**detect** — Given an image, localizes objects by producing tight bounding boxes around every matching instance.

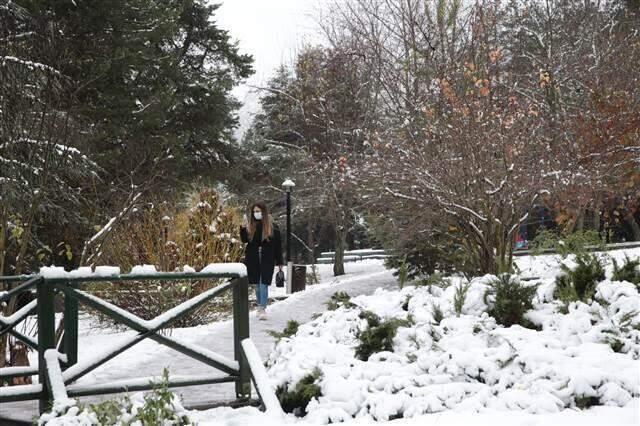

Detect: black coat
[240,221,284,285]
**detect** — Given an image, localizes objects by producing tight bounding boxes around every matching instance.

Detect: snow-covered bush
[355,311,412,361]
[39,370,193,425]
[555,254,605,304]
[611,255,640,287]
[326,291,355,311]
[276,368,322,416]
[484,274,537,328]
[266,277,639,423]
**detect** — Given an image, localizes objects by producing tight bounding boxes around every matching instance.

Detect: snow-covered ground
[3,260,395,420]
[4,250,640,425]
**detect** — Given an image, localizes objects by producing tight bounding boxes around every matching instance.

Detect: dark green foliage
[276,369,322,416]
[486,274,537,328]
[575,395,600,409]
[531,229,604,258]
[417,273,449,289]
[326,291,356,310]
[612,255,640,286]
[555,254,605,303]
[453,282,472,316]
[382,233,474,280]
[267,320,300,340]
[431,304,444,325]
[355,311,411,361]
[402,295,411,311]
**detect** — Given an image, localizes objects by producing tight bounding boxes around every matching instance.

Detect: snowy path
[2,261,395,419]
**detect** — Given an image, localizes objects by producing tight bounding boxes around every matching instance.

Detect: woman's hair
[247,201,272,241]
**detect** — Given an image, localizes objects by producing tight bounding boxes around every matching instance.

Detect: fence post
[37,278,55,414]
[232,276,251,400]
[62,281,78,367]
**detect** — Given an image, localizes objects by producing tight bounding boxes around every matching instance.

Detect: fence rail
[0,264,281,417]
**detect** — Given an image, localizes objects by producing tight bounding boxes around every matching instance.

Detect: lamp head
[282,179,295,192]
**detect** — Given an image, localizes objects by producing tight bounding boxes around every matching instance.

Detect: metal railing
[0,266,262,415]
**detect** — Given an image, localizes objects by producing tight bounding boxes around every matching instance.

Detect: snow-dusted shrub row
[266,276,640,423]
[39,371,193,425]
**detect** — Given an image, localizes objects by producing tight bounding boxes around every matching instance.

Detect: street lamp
[282,179,295,294]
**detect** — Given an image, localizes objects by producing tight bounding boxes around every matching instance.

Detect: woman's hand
[241,213,248,228]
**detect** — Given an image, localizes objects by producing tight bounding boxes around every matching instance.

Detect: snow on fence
[0,263,279,418]
[241,338,284,417]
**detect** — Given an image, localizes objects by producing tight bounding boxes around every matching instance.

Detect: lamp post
[282,179,295,294]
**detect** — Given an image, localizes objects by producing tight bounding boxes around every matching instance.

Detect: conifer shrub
[531,229,603,258]
[326,291,356,310]
[453,281,471,316]
[276,369,322,416]
[431,303,444,325]
[612,255,640,287]
[355,310,411,360]
[267,320,300,340]
[417,272,449,289]
[485,274,537,328]
[555,254,605,303]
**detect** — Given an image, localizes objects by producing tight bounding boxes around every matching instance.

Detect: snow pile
[266,277,640,423]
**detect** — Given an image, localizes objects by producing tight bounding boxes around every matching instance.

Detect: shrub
[612,255,640,286]
[94,189,244,328]
[485,274,537,328]
[531,229,603,258]
[555,254,605,303]
[453,281,471,316]
[431,303,444,325]
[355,310,411,361]
[276,369,322,416]
[417,272,449,289]
[326,291,356,310]
[401,295,411,311]
[39,369,193,425]
[267,320,300,340]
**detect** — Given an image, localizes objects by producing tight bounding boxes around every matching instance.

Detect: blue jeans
[255,280,268,307]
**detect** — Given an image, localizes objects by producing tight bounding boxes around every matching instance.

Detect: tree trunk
[333,226,346,276]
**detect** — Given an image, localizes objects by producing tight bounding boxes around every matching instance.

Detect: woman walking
[240,202,284,320]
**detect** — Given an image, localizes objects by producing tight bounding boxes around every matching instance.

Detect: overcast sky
[215,0,327,138]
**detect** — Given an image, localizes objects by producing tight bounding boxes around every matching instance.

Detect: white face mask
[253,211,263,220]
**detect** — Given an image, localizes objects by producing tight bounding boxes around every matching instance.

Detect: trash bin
[292,264,307,293]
